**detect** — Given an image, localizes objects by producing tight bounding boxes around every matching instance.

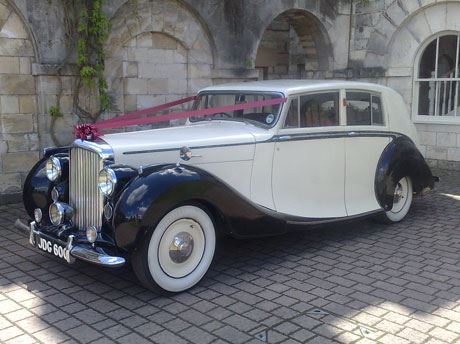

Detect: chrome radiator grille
[69,147,104,230]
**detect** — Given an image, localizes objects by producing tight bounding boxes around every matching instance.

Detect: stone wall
[0,0,38,204]
[2,0,460,203]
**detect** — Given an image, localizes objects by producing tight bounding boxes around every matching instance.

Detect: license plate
[35,235,71,262]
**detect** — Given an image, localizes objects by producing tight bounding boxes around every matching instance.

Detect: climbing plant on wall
[48,0,111,145]
[76,0,110,115]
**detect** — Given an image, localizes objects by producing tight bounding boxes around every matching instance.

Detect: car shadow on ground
[0,169,459,343]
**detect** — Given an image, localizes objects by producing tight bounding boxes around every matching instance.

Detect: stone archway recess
[364,1,460,101]
[103,0,214,124]
[255,9,333,80]
[0,0,38,199]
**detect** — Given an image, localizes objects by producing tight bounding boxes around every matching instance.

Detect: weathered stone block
[419,131,436,146]
[38,76,60,94]
[0,172,21,193]
[19,95,36,114]
[137,95,165,109]
[167,79,187,94]
[136,33,153,48]
[437,132,457,148]
[3,151,39,173]
[152,33,178,50]
[447,148,460,162]
[0,12,28,39]
[137,62,156,78]
[425,3,448,34]
[123,95,137,112]
[19,57,30,74]
[426,146,447,160]
[123,61,138,78]
[0,95,19,113]
[0,38,33,57]
[5,133,38,152]
[0,56,19,74]
[1,114,33,133]
[124,78,148,95]
[0,75,35,95]
[147,79,169,94]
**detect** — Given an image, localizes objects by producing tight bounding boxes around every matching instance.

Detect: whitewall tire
[383,176,413,223]
[133,205,216,293]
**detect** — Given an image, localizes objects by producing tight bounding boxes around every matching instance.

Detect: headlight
[49,202,74,226]
[98,168,117,196]
[45,157,62,181]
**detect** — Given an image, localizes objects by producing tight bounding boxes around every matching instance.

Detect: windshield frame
[190,90,286,128]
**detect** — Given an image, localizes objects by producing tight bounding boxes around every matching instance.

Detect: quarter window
[284,92,339,128]
[346,92,384,126]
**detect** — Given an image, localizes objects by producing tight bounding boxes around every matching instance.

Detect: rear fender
[375,136,435,210]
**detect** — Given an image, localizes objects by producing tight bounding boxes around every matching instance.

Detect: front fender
[375,136,435,210]
[112,164,286,252]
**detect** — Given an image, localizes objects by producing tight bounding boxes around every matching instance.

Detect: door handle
[278,135,291,141]
[348,131,357,137]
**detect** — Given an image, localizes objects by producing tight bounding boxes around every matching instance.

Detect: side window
[284,92,339,128]
[346,92,384,126]
[284,99,299,128]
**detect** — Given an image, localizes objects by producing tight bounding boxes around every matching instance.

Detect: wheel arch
[375,135,435,210]
[112,164,286,252]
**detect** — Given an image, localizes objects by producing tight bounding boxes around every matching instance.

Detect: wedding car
[22,80,436,292]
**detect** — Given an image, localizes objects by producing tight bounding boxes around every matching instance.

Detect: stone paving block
[67,324,102,343]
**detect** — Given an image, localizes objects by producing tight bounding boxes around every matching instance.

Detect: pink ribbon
[74,96,287,140]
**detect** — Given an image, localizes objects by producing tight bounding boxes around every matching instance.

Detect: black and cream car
[22,80,436,292]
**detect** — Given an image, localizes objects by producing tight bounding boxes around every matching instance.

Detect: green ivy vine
[76,0,111,113]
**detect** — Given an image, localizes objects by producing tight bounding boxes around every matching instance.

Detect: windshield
[190,92,284,128]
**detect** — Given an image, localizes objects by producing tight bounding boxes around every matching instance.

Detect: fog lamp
[104,203,113,220]
[45,157,62,182]
[98,168,117,196]
[86,226,98,243]
[34,208,42,223]
[51,187,59,202]
[49,202,74,226]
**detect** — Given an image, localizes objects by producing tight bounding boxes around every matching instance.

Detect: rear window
[346,92,384,126]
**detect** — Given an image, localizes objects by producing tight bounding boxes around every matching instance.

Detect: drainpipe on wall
[347,0,353,79]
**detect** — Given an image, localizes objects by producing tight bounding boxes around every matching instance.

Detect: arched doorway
[105,0,214,117]
[255,9,332,80]
[0,0,38,198]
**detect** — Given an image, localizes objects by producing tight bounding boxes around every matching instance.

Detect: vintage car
[22,80,436,293]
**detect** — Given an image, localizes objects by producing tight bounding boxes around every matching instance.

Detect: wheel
[132,205,216,293]
[378,176,413,223]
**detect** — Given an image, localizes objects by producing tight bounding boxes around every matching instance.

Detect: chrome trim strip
[73,139,114,160]
[123,131,404,155]
[70,246,126,267]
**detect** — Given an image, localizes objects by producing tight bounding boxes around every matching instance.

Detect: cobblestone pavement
[0,170,460,344]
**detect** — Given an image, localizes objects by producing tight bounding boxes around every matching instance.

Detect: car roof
[199,79,392,96]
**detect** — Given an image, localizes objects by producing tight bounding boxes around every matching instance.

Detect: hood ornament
[180,146,193,161]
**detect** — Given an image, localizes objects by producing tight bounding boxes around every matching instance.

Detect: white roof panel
[199,79,391,96]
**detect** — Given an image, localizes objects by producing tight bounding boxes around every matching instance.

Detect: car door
[344,91,391,216]
[272,91,347,218]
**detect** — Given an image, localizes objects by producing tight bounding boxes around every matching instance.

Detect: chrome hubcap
[394,182,404,203]
[169,231,194,263]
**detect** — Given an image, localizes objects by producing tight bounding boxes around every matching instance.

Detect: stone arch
[104,0,215,116]
[378,2,460,109]
[0,0,38,198]
[254,9,333,80]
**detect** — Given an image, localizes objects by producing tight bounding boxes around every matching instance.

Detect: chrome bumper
[27,221,125,268]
